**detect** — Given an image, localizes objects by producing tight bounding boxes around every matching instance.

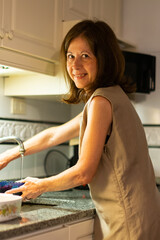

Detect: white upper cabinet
[0,0,63,61]
[63,0,93,20]
[62,0,122,36]
[94,0,122,36]
[0,0,63,75]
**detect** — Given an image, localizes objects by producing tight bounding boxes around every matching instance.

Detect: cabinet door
[0,0,5,44]
[63,0,122,36]
[78,237,93,240]
[62,0,93,21]
[94,0,122,36]
[23,226,69,240]
[69,219,94,240]
[0,0,63,61]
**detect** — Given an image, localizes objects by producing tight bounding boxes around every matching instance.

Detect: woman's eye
[82,54,89,58]
[67,54,74,60]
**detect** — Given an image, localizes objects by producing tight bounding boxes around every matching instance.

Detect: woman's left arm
[7,96,112,200]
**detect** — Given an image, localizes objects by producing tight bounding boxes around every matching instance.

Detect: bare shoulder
[88,95,112,124]
[90,95,112,111]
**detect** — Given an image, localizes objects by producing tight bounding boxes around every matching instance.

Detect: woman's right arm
[0,112,82,170]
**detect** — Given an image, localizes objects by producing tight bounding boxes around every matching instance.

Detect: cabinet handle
[6,31,14,40]
[0,29,5,39]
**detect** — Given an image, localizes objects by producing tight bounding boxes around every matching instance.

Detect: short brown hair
[61,20,135,104]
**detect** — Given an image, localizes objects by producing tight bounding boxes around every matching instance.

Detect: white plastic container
[0,193,22,222]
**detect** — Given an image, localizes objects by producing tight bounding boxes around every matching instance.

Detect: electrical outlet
[11,97,26,115]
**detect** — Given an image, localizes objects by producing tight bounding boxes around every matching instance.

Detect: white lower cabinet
[19,218,94,240]
[68,219,94,240]
[25,227,69,240]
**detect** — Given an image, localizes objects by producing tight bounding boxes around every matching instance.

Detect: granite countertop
[0,189,95,240]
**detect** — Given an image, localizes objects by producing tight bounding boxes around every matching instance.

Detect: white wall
[0,77,71,123]
[122,0,160,124]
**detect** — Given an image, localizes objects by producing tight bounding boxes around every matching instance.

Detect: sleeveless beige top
[79,86,160,240]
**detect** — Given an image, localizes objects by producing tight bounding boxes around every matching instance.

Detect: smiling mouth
[74,73,87,78]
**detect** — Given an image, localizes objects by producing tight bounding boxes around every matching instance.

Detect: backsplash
[0,119,53,141]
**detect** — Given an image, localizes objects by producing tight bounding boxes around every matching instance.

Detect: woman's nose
[72,57,82,69]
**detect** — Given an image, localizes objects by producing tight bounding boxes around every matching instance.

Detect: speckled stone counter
[0,190,95,240]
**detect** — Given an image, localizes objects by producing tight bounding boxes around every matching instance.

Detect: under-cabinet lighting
[0,65,24,76]
[0,64,31,76]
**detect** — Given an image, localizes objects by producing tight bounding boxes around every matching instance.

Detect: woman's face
[66,36,97,91]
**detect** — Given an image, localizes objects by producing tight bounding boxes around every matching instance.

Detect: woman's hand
[6,177,46,201]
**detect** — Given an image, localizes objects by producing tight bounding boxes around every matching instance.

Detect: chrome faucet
[0,136,25,155]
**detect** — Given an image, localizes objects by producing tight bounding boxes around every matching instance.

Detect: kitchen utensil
[44,149,70,176]
[0,193,22,222]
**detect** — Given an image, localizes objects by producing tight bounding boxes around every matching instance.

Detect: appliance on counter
[122,51,156,93]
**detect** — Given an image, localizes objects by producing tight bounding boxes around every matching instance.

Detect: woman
[0,20,160,240]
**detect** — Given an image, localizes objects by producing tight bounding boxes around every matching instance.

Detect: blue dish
[0,181,24,194]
